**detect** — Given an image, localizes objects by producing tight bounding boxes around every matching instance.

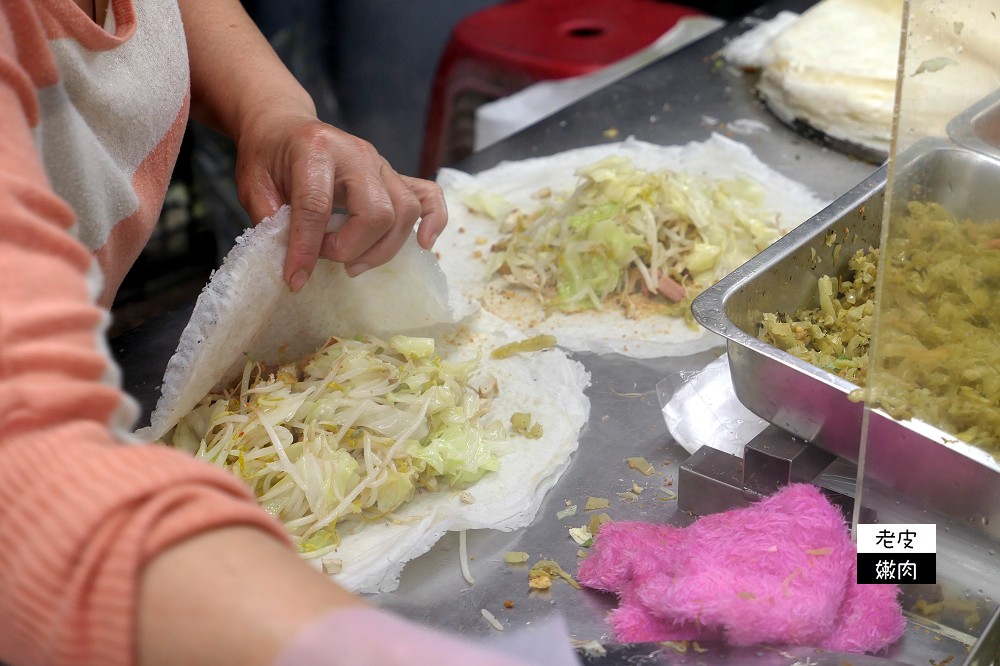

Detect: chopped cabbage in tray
[759,200,1000,456]
[466,156,787,322]
[758,246,877,386]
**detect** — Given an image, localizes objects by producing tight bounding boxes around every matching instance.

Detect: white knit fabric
[35,0,189,250]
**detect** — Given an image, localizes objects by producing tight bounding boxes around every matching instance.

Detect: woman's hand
[179,0,447,291]
[234,110,448,291]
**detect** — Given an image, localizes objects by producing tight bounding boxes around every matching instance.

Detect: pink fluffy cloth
[577,483,905,653]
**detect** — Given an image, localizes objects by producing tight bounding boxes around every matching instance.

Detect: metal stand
[677,424,869,520]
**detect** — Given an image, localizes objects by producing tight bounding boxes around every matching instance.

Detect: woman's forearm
[137,526,368,666]
[178,0,315,140]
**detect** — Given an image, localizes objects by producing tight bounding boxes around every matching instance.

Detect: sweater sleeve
[0,11,291,666]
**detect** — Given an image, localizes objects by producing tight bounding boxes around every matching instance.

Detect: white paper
[660,354,768,458]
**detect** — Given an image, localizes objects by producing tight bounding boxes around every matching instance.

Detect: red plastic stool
[419,0,704,177]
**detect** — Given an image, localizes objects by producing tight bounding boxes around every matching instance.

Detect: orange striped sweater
[0,1,289,664]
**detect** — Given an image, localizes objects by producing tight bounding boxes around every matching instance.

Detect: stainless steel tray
[691,139,1000,537]
[947,88,1000,163]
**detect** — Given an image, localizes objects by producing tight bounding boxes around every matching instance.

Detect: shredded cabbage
[868,202,1000,453]
[164,334,505,558]
[474,156,786,323]
[759,200,1000,455]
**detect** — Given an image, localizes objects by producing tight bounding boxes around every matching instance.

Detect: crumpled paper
[658,354,768,458]
[141,206,590,593]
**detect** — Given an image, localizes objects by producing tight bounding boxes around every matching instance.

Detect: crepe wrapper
[436,135,827,358]
[142,206,590,593]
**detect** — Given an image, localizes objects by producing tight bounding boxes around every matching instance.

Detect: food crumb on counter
[528,572,552,590]
[588,513,611,535]
[321,557,343,575]
[529,559,581,590]
[584,496,609,511]
[556,504,577,520]
[572,640,607,658]
[626,456,655,476]
[481,608,504,631]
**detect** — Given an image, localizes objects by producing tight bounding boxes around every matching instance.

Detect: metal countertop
[111,1,970,663]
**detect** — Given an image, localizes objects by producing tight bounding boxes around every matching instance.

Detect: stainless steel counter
[111,1,972,663]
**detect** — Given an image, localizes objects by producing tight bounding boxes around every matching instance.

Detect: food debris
[806,547,833,556]
[504,551,530,564]
[528,572,552,590]
[569,526,593,547]
[663,639,707,654]
[481,608,504,631]
[503,599,515,609]
[626,457,655,476]
[912,57,959,76]
[510,412,543,439]
[556,504,578,520]
[577,549,588,558]
[571,640,607,658]
[585,496,610,511]
[529,559,581,590]
[632,482,644,494]
[458,491,476,504]
[602,127,619,139]
[321,557,343,575]
[490,334,557,359]
[459,530,475,585]
[588,512,612,535]
[475,236,489,245]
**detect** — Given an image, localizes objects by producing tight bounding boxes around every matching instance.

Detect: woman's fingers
[238,116,449,290]
[330,165,423,276]
[401,175,448,251]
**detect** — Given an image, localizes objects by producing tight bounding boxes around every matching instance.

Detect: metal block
[678,446,751,516]
[742,424,837,497]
